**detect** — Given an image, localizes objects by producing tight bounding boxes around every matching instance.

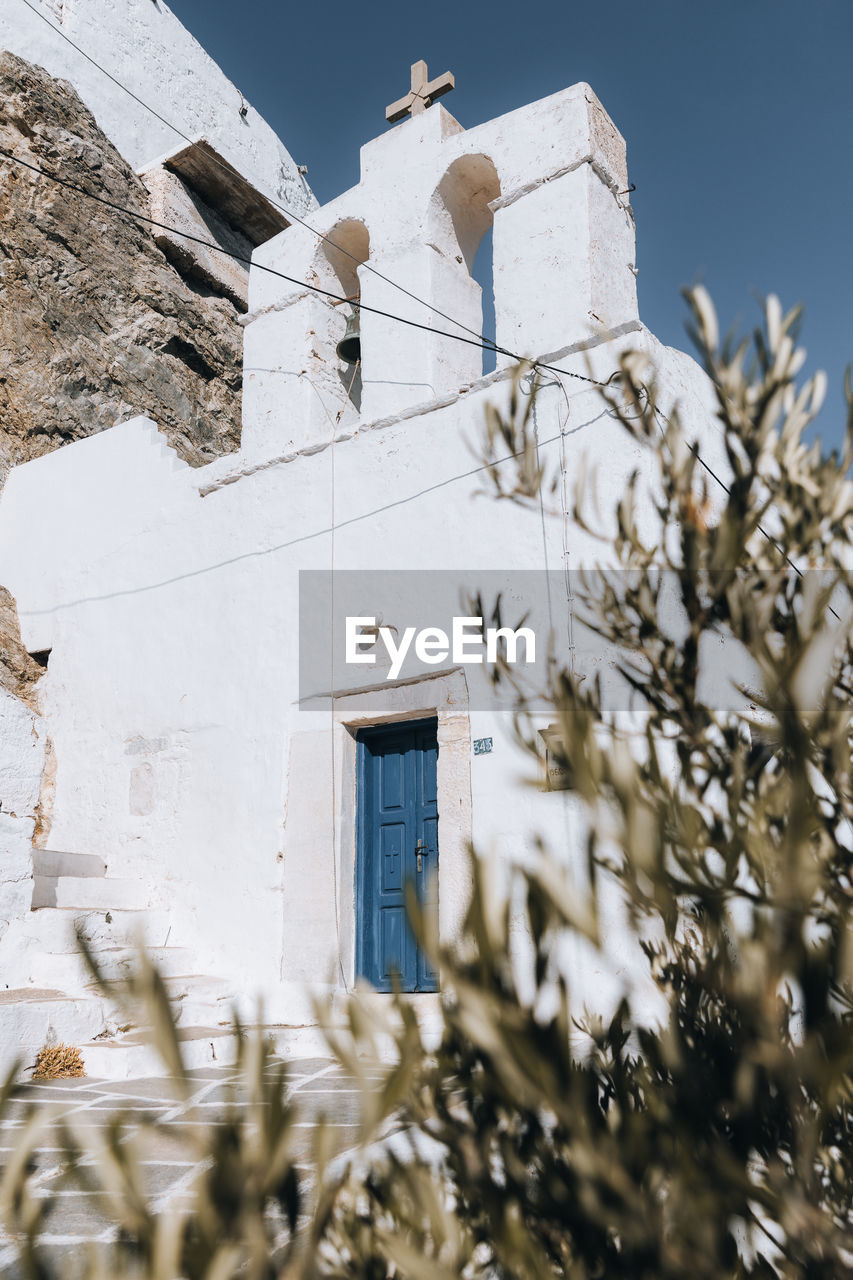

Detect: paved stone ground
[0,1057,376,1276]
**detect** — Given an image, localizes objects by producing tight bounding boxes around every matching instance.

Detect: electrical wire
[14,1,845,973]
[0,146,514,355]
[329,371,348,993]
[1,139,821,591]
[0,144,610,387]
[650,405,833,609]
[539,376,577,672]
[22,4,821,579]
[16,0,507,355]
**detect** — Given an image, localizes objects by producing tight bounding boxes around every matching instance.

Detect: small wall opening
[433,155,501,378]
[317,219,370,413]
[472,226,496,374]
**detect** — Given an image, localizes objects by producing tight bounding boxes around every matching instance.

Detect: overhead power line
[0,145,608,386]
[16,0,505,354]
[6,4,833,643]
[1,145,822,608]
[0,148,497,357]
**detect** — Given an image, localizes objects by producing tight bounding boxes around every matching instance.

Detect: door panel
[380,907,406,983]
[380,822,404,892]
[357,720,439,992]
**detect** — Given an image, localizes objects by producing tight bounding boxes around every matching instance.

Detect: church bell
[336,307,361,366]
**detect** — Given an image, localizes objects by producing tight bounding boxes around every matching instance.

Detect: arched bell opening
[315,218,370,414]
[431,155,501,378]
[472,225,496,374]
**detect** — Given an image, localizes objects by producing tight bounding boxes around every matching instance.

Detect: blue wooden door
[356,720,439,993]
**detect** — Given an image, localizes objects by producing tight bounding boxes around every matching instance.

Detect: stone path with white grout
[0,1057,370,1277]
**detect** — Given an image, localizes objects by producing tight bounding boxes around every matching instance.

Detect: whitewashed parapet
[0,687,46,932]
[244,82,638,454]
[0,0,315,218]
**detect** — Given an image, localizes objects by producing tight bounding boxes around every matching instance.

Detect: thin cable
[0,147,505,358]
[330,355,359,990]
[336,358,361,425]
[329,369,348,993]
[0,145,612,386]
[651,405,839,614]
[4,138,826,587]
[525,374,576,671]
[529,387,554,631]
[552,380,577,672]
[7,124,823,592]
[16,0,505,354]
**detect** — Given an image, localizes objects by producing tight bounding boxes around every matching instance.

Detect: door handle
[415,838,427,872]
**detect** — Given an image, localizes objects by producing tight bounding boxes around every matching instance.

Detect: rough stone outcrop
[0,50,243,477]
[0,586,42,703]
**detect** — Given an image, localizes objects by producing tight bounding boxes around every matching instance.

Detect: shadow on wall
[317,219,370,413]
[433,153,501,379]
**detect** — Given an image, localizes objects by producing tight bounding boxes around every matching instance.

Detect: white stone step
[73,908,177,950]
[165,975,234,1027]
[53,878,151,911]
[11,967,233,1026]
[5,908,176,954]
[81,1025,344,1080]
[21,944,197,991]
[31,850,109,908]
[87,946,198,983]
[81,1027,239,1080]
[265,1024,338,1060]
[0,909,182,992]
[32,849,107,879]
[0,988,120,1078]
[0,989,342,1081]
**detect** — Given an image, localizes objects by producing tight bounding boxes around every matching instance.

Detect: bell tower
[240,73,638,460]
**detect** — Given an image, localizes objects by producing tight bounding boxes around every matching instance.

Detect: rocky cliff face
[0,586,42,705]
[0,50,243,479]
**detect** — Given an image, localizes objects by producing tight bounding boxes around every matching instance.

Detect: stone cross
[386,60,455,124]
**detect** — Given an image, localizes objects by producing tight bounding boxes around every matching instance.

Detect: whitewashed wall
[0,326,726,1023]
[0,0,314,216]
[242,83,637,457]
[0,80,730,1032]
[0,688,46,937]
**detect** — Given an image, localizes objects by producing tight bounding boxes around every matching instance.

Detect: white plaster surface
[0,687,46,929]
[140,164,253,309]
[0,76,733,1062]
[242,83,637,455]
[1,0,315,218]
[0,328,727,1032]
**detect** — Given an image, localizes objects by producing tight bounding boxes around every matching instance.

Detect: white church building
[0,0,725,1076]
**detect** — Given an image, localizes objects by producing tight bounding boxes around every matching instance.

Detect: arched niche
[314,218,370,414]
[320,218,370,298]
[430,155,501,375]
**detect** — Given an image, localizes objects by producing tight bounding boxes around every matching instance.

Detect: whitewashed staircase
[0,850,238,1080]
[30,849,149,912]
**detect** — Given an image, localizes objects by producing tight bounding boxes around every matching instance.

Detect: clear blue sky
[170,0,852,441]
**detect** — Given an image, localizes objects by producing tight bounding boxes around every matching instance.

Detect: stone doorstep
[159,975,235,1028]
[0,990,121,1062]
[0,1003,330,1085]
[81,1027,240,1080]
[0,988,445,1083]
[0,980,235,1082]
